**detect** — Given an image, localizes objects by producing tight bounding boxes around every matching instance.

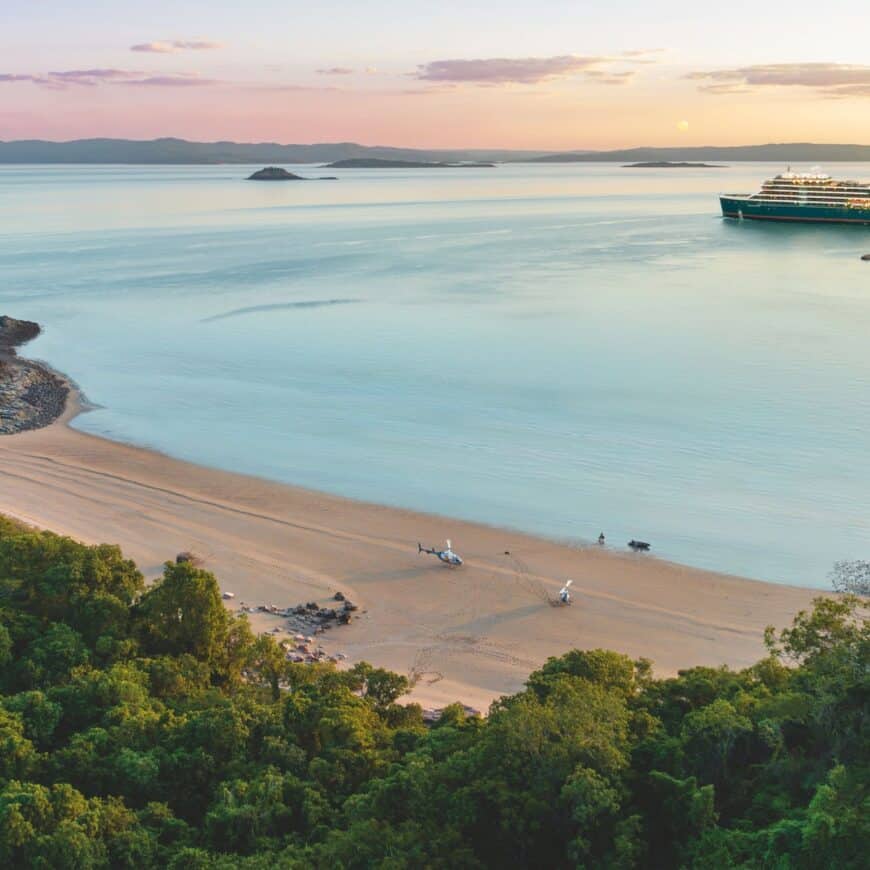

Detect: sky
[2,0,870,149]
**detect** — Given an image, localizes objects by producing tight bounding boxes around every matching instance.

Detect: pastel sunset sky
[3,0,870,148]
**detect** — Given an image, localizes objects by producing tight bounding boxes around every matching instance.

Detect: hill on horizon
[0,138,868,164]
[0,137,546,165]
[530,142,870,163]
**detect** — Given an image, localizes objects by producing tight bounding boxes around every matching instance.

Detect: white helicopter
[558,580,573,605]
[418,539,463,567]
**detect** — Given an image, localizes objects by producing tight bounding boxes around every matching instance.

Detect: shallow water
[1,162,869,587]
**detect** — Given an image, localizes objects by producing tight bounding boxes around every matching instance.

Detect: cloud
[415,55,609,85]
[248,82,342,93]
[131,40,223,53]
[120,75,218,87]
[621,48,665,57]
[697,83,752,95]
[0,68,220,89]
[688,63,870,98]
[413,54,648,86]
[584,70,635,85]
[0,74,50,84]
[820,83,870,98]
[48,69,139,83]
[316,67,354,75]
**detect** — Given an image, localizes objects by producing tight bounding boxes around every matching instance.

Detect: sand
[0,394,819,711]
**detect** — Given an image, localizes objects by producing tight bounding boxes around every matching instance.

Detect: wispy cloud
[121,75,218,87]
[821,83,870,98]
[414,54,645,86]
[696,83,752,96]
[621,48,665,57]
[0,68,220,89]
[317,66,354,75]
[48,69,139,83]
[688,63,870,98]
[130,40,223,53]
[247,82,343,93]
[0,73,55,87]
[584,70,635,85]
[415,55,608,85]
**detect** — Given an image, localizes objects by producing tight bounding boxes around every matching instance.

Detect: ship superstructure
[720,169,870,224]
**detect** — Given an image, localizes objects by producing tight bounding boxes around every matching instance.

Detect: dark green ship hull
[720,196,870,225]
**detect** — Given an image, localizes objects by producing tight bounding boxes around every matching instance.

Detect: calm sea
[1,162,868,587]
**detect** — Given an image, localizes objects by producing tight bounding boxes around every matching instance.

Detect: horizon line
[2,136,870,152]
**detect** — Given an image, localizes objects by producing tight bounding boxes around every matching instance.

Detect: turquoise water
[1,162,869,587]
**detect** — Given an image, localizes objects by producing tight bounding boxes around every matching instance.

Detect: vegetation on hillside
[0,513,866,868]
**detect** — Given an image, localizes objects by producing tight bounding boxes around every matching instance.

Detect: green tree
[0,709,38,782]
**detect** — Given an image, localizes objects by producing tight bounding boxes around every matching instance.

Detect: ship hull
[720,196,870,225]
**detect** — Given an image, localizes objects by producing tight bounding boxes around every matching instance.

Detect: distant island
[247,167,337,181]
[324,158,496,169]
[0,138,537,165]
[529,143,870,163]
[247,167,303,181]
[0,138,868,164]
[623,161,726,168]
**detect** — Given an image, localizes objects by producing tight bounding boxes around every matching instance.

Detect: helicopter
[558,580,573,605]
[418,539,463,567]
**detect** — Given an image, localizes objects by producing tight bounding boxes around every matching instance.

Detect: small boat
[628,540,651,551]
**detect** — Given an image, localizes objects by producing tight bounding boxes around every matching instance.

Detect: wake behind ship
[721,169,870,224]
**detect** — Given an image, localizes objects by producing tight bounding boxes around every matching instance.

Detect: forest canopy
[0,513,866,868]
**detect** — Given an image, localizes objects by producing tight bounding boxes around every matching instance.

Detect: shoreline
[0,325,821,709]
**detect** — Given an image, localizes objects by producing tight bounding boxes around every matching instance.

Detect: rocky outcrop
[0,316,40,347]
[0,317,69,435]
[247,167,305,180]
[247,167,338,181]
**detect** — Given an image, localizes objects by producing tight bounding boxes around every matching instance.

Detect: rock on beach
[0,316,69,435]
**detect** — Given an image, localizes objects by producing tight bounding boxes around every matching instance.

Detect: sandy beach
[0,379,821,711]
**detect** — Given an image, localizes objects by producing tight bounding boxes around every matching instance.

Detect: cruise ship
[720,169,870,224]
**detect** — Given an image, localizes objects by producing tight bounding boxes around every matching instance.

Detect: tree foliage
[0,516,867,867]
